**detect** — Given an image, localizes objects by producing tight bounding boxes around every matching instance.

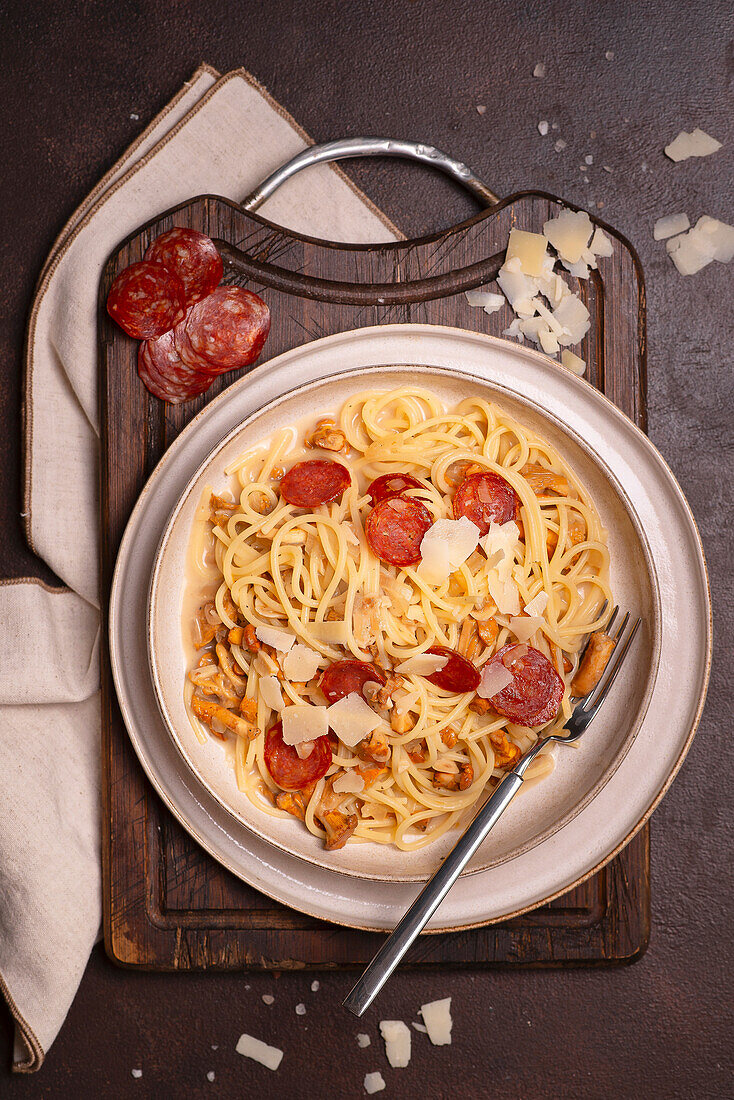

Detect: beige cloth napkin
[3,64,398,1072]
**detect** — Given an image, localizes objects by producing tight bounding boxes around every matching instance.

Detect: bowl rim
[146,360,663,882]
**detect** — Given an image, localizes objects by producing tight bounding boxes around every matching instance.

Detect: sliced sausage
[280,459,351,507]
[367,472,424,505]
[107,260,186,339]
[144,227,223,306]
[482,643,564,726]
[425,645,481,692]
[365,496,432,567]
[174,286,270,371]
[264,721,332,791]
[319,660,386,704]
[452,471,520,535]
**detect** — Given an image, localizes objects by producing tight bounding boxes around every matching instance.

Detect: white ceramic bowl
[148,363,661,882]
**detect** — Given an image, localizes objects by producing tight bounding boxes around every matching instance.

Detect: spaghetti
[184,386,612,851]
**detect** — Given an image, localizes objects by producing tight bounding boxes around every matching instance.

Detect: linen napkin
[2,64,398,1072]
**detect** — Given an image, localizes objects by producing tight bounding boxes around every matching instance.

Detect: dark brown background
[1,1,732,1097]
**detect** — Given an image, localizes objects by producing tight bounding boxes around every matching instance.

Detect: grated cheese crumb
[379,1019,412,1067]
[235,1033,284,1071]
[357,1033,371,1048]
[364,1071,386,1094]
[262,994,275,1005]
[420,998,453,1045]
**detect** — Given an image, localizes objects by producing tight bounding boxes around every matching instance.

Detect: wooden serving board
[100,190,649,970]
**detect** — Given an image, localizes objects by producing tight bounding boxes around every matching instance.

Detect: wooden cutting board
[99,190,649,969]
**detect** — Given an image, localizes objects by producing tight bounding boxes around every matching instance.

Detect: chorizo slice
[174,286,270,371]
[365,496,432,567]
[481,643,564,726]
[319,660,386,704]
[144,227,223,306]
[452,471,520,535]
[264,721,332,791]
[107,260,186,339]
[367,472,424,505]
[280,459,351,507]
[425,645,481,692]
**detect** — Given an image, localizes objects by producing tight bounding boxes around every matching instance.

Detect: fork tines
[580,611,641,715]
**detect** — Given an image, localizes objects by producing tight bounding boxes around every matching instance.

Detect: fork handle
[342,770,525,1017]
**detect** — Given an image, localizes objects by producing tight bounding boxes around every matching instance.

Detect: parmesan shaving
[332,770,366,794]
[258,675,284,712]
[281,704,328,746]
[464,287,504,312]
[690,215,734,263]
[417,517,481,584]
[420,998,453,1045]
[255,625,296,653]
[497,265,539,311]
[295,741,315,760]
[235,1033,283,1071]
[524,590,549,617]
[664,128,722,162]
[561,349,586,375]
[542,210,593,264]
[553,293,591,346]
[395,654,449,677]
[393,687,420,716]
[538,326,559,355]
[309,620,350,646]
[509,614,544,643]
[326,693,382,747]
[477,662,514,698]
[282,643,322,683]
[653,213,690,241]
[364,1072,386,1094]
[505,228,549,277]
[379,1020,412,1068]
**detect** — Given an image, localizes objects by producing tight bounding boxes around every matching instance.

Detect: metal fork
[342,608,641,1017]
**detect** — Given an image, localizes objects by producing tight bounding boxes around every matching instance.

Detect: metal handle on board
[219,137,503,303]
[241,136,500,212]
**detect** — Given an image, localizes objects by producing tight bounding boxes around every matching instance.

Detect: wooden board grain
[100,192,649,970]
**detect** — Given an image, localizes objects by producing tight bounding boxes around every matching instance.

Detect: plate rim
[109,323,712,930]
[146,362,663,882]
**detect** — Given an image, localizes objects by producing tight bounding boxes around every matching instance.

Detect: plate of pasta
[147,363,662,882]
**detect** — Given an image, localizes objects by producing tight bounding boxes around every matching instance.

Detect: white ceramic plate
[148,366,660,882]
[110,325,711,930]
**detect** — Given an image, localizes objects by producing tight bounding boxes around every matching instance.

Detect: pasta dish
[184,386,613,851]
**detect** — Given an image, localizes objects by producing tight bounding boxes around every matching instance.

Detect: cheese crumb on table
[357,1033,371,1048]
[235,1033,284,1071]
[207,1071,215,1083]
[295,1003,307,1015]
[379,1019,412,1067]
[533,62,546,77]
[364,1071,386,1094]
[561,349,586,376]
[262,993,275,1005]
[420,998,453,1045]
[653,213,690,240]
[311,980,320,992]
[131,1069,142,1079]
[664,128,722,162]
